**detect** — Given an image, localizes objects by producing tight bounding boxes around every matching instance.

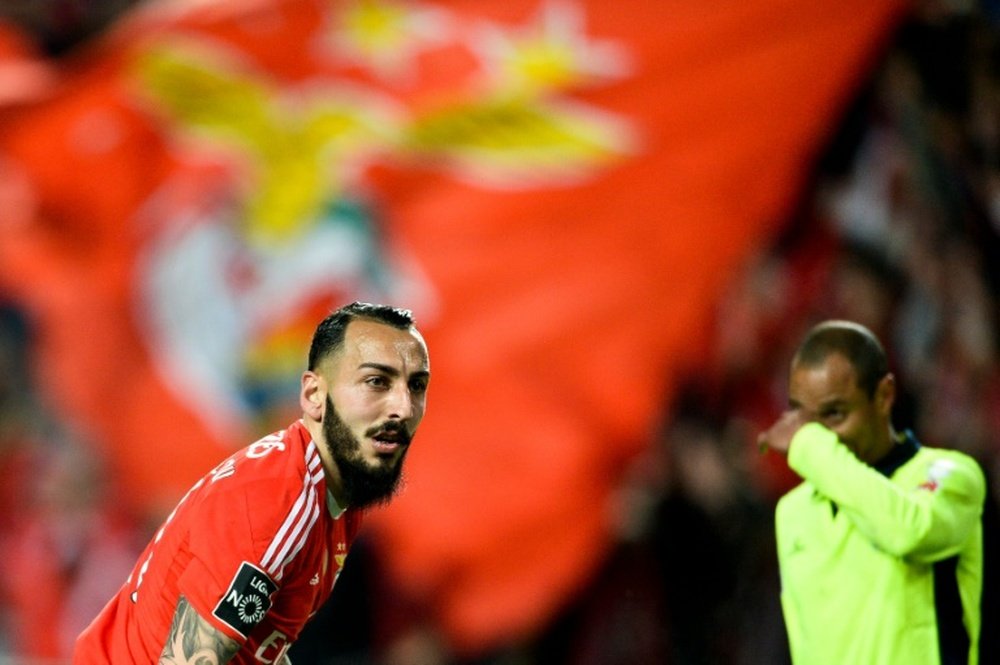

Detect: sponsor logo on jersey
[213,561,278,637]
[917,459,956,492]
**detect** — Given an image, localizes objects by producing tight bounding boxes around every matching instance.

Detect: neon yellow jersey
[776,423,985,665]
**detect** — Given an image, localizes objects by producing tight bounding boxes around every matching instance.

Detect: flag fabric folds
[0,0,906,654]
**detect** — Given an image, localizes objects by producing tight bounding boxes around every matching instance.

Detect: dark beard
[322,395,408,509]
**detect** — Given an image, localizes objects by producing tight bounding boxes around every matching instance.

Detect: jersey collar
[326,489,346,519]
[873,429,921,478]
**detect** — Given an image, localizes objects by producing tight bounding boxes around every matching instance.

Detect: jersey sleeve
[787,422,986,562]
[177,451,312,642]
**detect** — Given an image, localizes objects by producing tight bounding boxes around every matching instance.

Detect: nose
[387,383,415,421]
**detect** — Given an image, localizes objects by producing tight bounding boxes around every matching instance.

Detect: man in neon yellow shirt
[759,320,985,665]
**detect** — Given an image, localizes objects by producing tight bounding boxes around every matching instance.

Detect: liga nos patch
[214,561,278,637]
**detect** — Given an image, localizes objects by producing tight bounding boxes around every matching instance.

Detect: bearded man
[75,302,430,664]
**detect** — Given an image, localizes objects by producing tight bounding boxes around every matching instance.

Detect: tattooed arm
[159,595,241,664]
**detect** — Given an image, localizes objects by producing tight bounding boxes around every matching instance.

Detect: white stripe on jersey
[260,441,323,579]
[273,491,322,581]
[309,448,323,480]
[261,473,312,574]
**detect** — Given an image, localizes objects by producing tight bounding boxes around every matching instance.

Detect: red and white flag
[0,0,906,653]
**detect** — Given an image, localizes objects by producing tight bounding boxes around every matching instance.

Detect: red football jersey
[74,420,363,663]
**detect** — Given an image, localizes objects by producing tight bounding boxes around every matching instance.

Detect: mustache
[364,421,412,445]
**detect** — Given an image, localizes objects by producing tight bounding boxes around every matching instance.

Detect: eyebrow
[789,395,848,407]
[795,398,848,413]
[358,362,430,379]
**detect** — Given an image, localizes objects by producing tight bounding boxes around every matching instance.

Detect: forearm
[788,423,984,559]
[159,595,241,665]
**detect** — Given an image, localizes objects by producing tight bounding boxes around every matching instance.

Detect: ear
[875,373,896,418]
[300,370,326,422]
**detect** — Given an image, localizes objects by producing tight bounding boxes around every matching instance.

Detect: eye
[365,375,389,389]
[821,408,846,424]
[409,377,429,394]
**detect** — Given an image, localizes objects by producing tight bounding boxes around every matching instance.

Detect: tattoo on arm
[159,595,241,665]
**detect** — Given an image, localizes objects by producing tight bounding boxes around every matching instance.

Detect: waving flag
[0,0,906,654]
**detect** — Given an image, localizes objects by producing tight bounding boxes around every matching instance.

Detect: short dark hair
[793,320,889,397]
[308,302,416,370]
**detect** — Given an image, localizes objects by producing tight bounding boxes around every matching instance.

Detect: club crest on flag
[0,0,908,654]
[122,0,636,434]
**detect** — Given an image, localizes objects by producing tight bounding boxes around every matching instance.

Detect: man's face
[319,319,429,508]
[788,352,889,464]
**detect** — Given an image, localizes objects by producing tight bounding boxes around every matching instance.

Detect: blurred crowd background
[0,0,998,663]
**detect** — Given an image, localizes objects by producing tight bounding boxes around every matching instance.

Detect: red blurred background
[0,1,997,663]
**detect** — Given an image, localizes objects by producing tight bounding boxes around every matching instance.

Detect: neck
[867,425,898,465]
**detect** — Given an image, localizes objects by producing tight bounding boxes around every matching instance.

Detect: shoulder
[910,445,983,476]
[195,423,326,547]
[229,425,316,488]
[167,425,331,609]
[776,482,812,516]
[904,445,985,499]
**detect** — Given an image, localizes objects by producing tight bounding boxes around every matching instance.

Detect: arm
[159,595,240,665]
[786,422,985,562]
